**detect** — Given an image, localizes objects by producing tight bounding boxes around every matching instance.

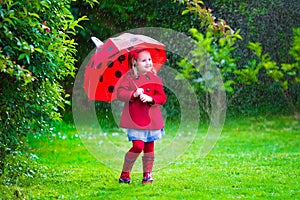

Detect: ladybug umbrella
[83,33,167,102]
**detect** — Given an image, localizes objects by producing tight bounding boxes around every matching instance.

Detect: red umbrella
[83,33,167,102]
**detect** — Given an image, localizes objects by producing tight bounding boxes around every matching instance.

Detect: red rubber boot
[142,155,154,184]
[119,152,138,184]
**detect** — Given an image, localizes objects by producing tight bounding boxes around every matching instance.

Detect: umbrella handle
[91,36,103,47]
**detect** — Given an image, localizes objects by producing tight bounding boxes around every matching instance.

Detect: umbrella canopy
[83,33,167,102]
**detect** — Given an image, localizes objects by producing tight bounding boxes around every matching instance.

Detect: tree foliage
[70,0,299,118]
[176,0,300,117]
[206,0,300,115]
[71,0,198,64]
[246,29,300,117]
[0,0,88,183]
[205,0,300,64]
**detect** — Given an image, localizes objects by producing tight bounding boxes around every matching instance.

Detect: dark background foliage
[70,0,300,117]
[205,0,300,64]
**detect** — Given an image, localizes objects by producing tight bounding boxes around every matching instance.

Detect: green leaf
[233,32,242,40]
[263,61,278,70]
[25,54,30,64]
[34,48,43,53]
[281,80,288,90]
[281,63,294,72]
[267,70,284,81]
[219,38,226,47]
[18,53,27,60]
[248,42,262,57]
[224,80,235,93]
[3,18,15,26]
[29,13,40,19]
[182,9,190,15]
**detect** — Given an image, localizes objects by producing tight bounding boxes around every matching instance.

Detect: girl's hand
[140,93,153,103]
[133,88,144,97]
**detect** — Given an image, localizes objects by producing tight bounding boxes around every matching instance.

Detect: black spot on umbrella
[118,55,126,64]
[155,48,161,52]
[107,61,114,68]
[115,70,122,78]
[127,47,134,51]
[108,86,114,93]
[99,75,103,82]
[97,62,102,69]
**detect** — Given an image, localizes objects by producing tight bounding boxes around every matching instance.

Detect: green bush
[0,0,88,182]
[1,151,46,186]
[176,0,300,117]
[246,28,300,117]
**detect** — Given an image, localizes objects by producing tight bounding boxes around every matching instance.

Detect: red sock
[144,141,154,156]
[129,140,144,153]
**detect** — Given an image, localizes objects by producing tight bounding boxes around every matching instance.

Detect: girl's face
[134,51,153,75]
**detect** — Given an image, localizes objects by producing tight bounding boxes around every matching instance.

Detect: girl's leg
[142,141,155,184]
[129,140,145,153]
[144,141,154,155]
[120,140,145,183]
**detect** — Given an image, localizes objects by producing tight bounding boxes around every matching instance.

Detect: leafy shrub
[176,0,300,117]
[246,28,300,117]
[0,0,88,182]
[1,151,46,186]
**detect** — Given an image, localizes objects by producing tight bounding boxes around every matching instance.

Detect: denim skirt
[127,128,164,142]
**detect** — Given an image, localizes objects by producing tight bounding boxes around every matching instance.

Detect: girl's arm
[117,77,135,102]
[151,79,167,105]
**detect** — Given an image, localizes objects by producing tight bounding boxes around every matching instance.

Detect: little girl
[117,48,167,184]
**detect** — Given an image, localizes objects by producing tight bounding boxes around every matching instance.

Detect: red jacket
[117,71,167,130]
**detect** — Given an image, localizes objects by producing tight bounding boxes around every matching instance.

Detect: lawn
[1,115,299,199]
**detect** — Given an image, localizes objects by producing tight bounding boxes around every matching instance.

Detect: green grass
[1,115,300,199]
